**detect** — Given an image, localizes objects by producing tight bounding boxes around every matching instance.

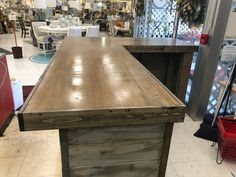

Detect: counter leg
[175,52,193,102]
[59,129,70,177]
[158,123,174,177]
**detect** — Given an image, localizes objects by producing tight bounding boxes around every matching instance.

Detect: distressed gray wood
[21,109,185,131]
[70,160,160,177]
[69,139,163,167]
[67,124,165,145]
[175,52,193,101]
[59,130,70,177]
[158,123,174,177]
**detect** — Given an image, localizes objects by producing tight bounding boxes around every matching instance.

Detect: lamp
[47,0,57,8]
[84,2,92,9]
[97,2,103,7]
[68,0,81,10]
[62,6,69,11]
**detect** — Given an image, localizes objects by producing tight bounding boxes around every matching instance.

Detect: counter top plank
[19,37,191,131]
[115,37,197,53]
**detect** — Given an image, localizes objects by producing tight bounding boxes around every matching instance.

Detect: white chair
[31,22,50,55]
[67,27,83,37]
[86,26,99,37]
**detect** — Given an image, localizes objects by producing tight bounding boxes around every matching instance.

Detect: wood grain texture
[70,160,159,177]
[21,108,184,130]
[18,37,189,131]
[69,139,163,167]
[64,124,165,177]
[59,130,70,177]
[67,124,165,145]
[119,37,197,53]
[175,52,193,101]
[158,123,174,177]
[133,52,182,95]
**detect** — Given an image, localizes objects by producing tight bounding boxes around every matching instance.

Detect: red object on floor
[0,55,14,134]
[218,117,236,160]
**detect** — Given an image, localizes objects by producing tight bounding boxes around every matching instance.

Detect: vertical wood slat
[158,123,174,177]
[166,54,181,94]
[175,52,193,102]
[59,130,70,177]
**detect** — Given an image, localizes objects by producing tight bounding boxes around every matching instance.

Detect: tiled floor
[0,33,236,177]
[1,33,47,86]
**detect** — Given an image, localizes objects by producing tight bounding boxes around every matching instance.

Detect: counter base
[59,123,173,177]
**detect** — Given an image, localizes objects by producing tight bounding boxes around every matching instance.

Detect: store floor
[0,33,236,177]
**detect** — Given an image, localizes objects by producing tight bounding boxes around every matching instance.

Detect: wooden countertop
[114,37,198,53]
[19,37,193,131]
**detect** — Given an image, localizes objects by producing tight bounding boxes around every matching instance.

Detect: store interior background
[0,0,236,176]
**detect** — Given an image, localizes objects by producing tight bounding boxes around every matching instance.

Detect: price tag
[8,14,17,21]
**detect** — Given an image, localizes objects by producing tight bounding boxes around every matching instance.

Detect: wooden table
[38,25,92,34]
[18,37,195,177]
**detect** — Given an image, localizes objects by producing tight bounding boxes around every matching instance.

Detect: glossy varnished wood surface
[19,37,190,130]
[115,37,197,53]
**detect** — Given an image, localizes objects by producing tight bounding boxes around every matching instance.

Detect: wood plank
[21,110,185,130]
[119,37,197,53]
[68,139,163,167]
[175,52,193,102]
[70,160,160,177]
[158,123,174,177]
[67,124,165,145]
[59,130,70,177]
[165,54,181,93]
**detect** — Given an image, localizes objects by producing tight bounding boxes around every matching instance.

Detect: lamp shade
[84,2,92,9]
[34,0,47,8]
[47,0,57,8]
[68,0,81,10]
[62,6,69,11]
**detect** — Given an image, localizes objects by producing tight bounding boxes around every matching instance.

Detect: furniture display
[114,25,131,36]
[0,54,14,136]
[31,22,51,55]
[19,37,196,177]
[17,17,30,38]
[38,25,92,34]
[85,26,99,37]
[67,27,83,37]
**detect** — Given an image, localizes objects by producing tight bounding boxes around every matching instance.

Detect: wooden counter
[18,37,195,177]
[116,37,197,102]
